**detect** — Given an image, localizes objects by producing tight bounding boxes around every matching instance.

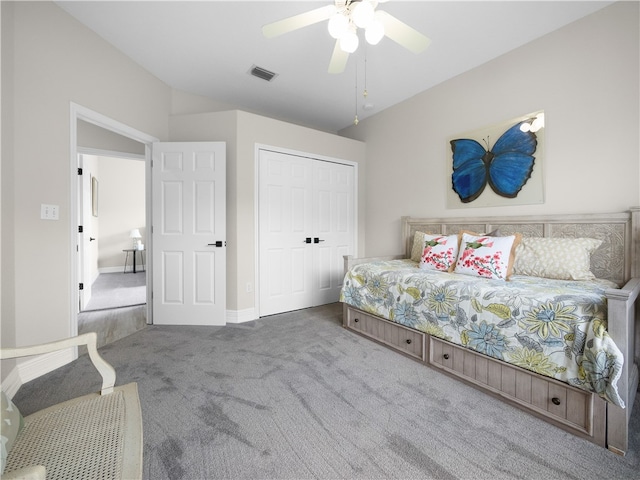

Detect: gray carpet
[78,304,147,350]
[12,303,640,479]
[84,272,146,311]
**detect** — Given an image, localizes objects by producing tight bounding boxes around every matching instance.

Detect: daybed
[0,333,142,479]
[340,209,640,455]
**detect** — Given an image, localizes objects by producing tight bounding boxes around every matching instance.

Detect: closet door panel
[259,149,355,315]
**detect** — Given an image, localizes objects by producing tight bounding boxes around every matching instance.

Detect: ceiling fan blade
[376,10,431,54]
[328,40,349,74]
[262,5,335,39]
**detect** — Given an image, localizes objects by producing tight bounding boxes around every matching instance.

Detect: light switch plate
[41,204,59,220]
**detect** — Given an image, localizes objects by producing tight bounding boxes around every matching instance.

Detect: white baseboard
[2,367,22,399]
[226,308,258,324]
[99,266,146,274]
[98,266,126,274]
[3,349,76,399]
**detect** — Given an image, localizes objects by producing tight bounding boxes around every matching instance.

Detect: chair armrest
[0,333,116,395]
[1,465,46,480]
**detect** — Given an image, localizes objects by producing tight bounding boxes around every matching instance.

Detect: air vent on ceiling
[250,65,278,82]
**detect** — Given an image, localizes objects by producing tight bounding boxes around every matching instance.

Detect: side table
[123,248,145,273]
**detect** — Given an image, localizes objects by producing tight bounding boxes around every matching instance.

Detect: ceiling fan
[262,0,431,74]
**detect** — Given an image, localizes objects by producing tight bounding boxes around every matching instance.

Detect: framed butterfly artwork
[447,111,545,208]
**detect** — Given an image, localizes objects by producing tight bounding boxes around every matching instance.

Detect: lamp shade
[328,13,349,39]
[352,1,375,28]
[339,29,359,53]
[130,229,142,239]
[365,19,384,45]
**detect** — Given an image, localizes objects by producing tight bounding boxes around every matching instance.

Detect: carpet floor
[84,271,146,311]
[13,303,640,479]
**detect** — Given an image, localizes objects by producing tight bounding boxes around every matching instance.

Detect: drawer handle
[551,397,561,406]
[354,318,359,323]
[406,339,412,344]
[443,353,450,360]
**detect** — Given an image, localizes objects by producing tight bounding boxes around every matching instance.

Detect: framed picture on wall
[91,176,99,217]
[447,111,545,208]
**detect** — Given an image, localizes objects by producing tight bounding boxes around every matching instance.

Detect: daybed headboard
[402,207,640,287]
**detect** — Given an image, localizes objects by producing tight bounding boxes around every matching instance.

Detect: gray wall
[341,2,639,257]
[1,1,171,364]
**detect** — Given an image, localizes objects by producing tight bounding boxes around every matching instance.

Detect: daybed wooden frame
[342,208,640,455]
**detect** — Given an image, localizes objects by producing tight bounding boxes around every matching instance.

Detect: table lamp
[130,229,142,249]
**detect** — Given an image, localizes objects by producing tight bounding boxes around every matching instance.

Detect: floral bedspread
[340,259,625,407]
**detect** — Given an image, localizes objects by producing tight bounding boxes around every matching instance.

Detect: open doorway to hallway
[79,154,146,312]
[75,118,149,347]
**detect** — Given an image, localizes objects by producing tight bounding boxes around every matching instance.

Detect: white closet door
[259,149,355,316]
[313,159,355,305]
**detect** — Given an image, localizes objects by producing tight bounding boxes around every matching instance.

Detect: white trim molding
[2,349,75,399]
[2,368,22,399]
[70,102,159,336]
[226,308,258,324]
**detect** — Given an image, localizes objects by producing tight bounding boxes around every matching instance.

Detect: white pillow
[454,233,519,280]
[514,237,602,280]
[418,234,459,272]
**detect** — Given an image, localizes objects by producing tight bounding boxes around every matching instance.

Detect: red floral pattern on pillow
[454,233,518,280]
[418,234,459,271]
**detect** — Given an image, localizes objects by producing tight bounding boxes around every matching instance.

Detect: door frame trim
[254,143,359,318]
[69,103,159,340]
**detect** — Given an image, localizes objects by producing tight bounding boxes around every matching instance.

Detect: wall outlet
[41,204,59,220]
[246,282,252,293]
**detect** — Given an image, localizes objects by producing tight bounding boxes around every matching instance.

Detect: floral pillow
[513,237,602,280]
[418,234,459,271]
[454,232,520,280]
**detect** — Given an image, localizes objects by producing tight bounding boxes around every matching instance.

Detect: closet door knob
[405,339,412,344]
[551,397,561,406]
[354,318,359,323]
[443,353,450,360]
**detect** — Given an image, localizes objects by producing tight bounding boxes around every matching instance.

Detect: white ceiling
[56,1,612,133]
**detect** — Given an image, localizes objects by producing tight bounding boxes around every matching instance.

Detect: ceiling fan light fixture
[352,1,375,29]
[365,19,384,45]
[328,12,349,39]
[339,29,359,53]
[262,0,431,75]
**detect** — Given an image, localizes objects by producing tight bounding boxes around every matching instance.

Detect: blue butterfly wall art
[450,115,542,204]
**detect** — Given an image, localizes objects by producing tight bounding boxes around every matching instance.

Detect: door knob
[89,237,96,242]
[207,241,225,247]
[314,237,325,243]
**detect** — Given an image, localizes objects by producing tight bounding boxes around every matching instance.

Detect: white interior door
[259,149,355,316]
[78,154,93,310]
[152,142,226,325]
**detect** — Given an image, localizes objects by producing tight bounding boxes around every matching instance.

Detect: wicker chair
[1,333,142,479]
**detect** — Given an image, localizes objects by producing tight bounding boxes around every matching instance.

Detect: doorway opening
[78,152,146,313]
[70,104,158,349]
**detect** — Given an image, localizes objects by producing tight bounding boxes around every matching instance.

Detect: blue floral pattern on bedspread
[340,259,625,407]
